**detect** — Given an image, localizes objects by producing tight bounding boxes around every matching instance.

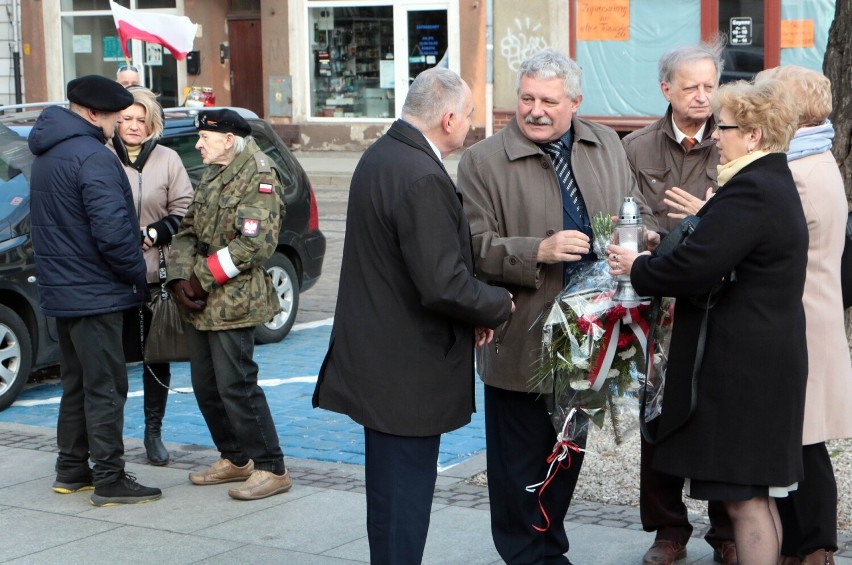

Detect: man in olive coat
[457,49,656,564]
[312,68,513,564]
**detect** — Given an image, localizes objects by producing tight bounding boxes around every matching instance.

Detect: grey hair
[231,135,249,156]
[516,49,582,100]
[401,68,468,130]
[658,37,725,84]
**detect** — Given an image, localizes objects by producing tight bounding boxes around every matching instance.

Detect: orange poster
[576,0,630,41]
[780,19,815,48]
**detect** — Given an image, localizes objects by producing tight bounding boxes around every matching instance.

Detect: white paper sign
[146,43,163,66]
[73,35,92,54]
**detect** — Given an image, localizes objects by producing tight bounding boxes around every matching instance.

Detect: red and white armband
[207,247,240,285]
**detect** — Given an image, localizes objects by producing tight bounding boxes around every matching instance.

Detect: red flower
[577,315,601,335]
[617,332,635,349]
[609,305,627,319]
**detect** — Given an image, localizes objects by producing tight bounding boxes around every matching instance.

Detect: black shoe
[52,471,94,494]
[144,433,170,466]
[90,472,162,507]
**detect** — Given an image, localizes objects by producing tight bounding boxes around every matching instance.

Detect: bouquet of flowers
[525,213,674,531]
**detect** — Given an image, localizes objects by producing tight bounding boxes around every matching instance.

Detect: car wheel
[255,252,299,344]
[0,305,33,411]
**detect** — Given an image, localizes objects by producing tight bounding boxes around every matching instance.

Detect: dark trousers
[55,312,128,486]
[640,417,733,547]
[364,427,440,565]
[187,325,284,473]
[485,385,585,565]
[777,442,838,557]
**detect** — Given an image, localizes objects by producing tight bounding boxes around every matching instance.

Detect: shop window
[780,0,835,70]
[575,0,700,117]
[61,0,129,8]
[309,6,395,119]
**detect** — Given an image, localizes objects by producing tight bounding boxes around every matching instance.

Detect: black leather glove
[189,273,209,302]
[169,279,205,311]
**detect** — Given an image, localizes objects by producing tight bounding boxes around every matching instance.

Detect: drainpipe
[11,0,22,105]
[485,0,493,137]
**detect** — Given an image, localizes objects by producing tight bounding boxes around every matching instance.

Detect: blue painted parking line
[0,319,488,470]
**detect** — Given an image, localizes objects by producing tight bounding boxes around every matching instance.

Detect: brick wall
[493,110,515,132]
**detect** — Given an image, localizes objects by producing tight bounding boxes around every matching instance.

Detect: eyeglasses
[715,124,740,132]
[118,65,139,73]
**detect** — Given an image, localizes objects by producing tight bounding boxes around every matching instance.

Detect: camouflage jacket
[167,139,285,330]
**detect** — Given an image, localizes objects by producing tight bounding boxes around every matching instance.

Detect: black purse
[143,246,191,364]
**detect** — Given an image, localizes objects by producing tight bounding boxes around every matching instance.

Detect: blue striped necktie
[543,141,586,219]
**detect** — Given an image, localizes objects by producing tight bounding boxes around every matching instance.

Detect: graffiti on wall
[499,17,549,72]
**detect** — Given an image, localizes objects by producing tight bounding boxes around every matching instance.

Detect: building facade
[13,0,837,148]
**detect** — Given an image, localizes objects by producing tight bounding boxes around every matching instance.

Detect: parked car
[0,105,325,410]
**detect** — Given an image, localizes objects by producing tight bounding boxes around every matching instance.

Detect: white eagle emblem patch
[242,218,260,237]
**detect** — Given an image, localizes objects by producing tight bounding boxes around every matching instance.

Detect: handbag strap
[640,295,710,445]
[157,245,169,300]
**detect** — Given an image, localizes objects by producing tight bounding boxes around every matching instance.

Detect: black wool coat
[631,153,808,488]
[312,121,512,437]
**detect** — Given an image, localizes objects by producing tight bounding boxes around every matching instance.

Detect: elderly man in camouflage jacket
[167,109,291,501]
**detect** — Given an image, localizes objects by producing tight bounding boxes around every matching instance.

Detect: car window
[0,125,33,181]
[159,133,207,186]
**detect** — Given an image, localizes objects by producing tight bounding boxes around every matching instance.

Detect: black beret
[194,109,252,137]
[66,75,134,112]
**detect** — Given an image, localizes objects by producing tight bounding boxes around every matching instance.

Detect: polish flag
[110,1,198,61]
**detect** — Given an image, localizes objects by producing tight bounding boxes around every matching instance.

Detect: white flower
[617,346,636,361]
[574,359,590,370]
[608,368,620,378]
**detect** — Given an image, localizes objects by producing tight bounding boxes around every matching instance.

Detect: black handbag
[143,246,191,364]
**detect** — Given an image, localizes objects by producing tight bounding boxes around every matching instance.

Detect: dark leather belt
[197,241,223,256]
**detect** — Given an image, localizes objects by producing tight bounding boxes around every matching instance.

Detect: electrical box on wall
[269,76,292,118]
[186,51,200,75]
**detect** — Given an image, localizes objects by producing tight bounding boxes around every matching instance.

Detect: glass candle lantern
[612,196,647,304]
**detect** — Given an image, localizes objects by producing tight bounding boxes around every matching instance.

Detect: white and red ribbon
[587,302,650,391]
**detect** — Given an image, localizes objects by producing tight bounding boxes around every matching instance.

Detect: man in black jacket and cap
[29,75,161,506]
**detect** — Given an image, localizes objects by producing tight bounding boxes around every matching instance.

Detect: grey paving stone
[16,525,242,564]
[200,489,368,554]
[0,508,120,561]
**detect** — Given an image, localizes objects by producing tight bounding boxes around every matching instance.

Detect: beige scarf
[716,150,769,187]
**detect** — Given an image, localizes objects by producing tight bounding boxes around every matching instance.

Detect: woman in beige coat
[112,87,193,466]
[756,66,852,565]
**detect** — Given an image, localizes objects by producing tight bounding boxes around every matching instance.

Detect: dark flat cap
[66,75,134,112]
[194,109,252,137]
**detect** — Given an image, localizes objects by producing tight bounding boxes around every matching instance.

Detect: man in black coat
[312,68,513,563]
[29,75,160,506]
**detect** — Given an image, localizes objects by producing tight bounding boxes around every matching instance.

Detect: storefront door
[393,4,449,116]
[718,0,766,83]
